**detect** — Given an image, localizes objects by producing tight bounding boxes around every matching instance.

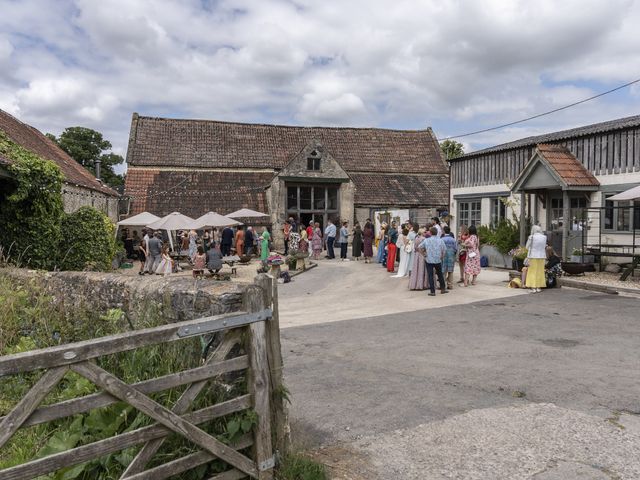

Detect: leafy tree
[440,139,465,160]
[48,127,124,190]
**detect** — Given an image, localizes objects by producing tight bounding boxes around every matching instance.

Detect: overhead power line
[438,77,640,141]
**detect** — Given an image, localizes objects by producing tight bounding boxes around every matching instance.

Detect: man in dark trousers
[144,231,163,274]
[221,226,234,256]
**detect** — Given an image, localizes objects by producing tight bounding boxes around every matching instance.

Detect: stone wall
[63,184,119,222]
[1,268,254,327]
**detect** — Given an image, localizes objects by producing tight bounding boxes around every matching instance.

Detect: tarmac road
[280,271,640,479]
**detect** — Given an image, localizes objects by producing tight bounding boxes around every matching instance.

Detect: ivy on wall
[0,131,65,269]
[0,131,117,271]
[60,206,117,271]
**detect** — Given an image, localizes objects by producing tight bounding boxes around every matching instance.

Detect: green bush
[0,131,64,269]
[492,219,520,254]
[476,220,520,255]
[477,225,494,246]
[59,206,117,271]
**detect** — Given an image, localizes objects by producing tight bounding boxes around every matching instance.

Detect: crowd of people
[120,224,273,278]
[291,213,559,295]
[120,215,560,293]
[278,214,481,295]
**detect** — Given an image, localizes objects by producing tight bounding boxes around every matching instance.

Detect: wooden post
[519,191,527,246]
[256,274,290,458]
[562,189,570,260]
[245,281,274,480]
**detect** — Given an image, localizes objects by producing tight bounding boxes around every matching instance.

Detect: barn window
[307,157,321,170]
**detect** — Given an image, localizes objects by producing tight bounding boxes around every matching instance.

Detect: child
[155,245,173,276]
[193,245,207,278]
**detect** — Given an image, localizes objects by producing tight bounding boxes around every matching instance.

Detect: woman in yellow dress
[525,225,548,293]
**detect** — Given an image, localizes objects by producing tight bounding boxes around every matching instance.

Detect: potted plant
[570,248,594,264]
[508,246,528,272]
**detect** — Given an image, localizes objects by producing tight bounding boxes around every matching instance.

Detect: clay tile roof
[0,109,119,196]
[350,173,449,206]
[125,169,272,220]
[536,144,599,187]
[126,114,447,174]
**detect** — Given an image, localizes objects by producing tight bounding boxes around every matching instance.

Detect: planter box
[570,255,595,264]
[480,245,512,269]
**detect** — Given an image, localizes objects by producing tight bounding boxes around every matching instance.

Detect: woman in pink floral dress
[463,225,481,286]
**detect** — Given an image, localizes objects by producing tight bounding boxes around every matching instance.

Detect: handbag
[404,243,413,253]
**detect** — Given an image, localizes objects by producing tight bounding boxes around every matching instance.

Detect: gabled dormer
[277,141,350,183]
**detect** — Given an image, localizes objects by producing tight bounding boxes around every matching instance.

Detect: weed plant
[0,275,253,479]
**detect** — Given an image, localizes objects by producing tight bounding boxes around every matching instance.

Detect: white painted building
[449,116,640,261]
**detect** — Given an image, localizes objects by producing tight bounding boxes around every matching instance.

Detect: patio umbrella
[147,212,196,251]
[607,185,640,201]
[192,211,242,229]
[226,208,269,219]
[117,211,160,226]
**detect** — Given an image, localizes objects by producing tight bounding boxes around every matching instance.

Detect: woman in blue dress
[376,223,387,264]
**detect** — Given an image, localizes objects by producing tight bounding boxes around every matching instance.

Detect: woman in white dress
[188,229,198,261]
[392,226,411,277]
[155,245,173,276]
[406,224,417,274]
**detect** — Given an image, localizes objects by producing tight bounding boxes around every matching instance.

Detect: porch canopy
[511,144,600,259]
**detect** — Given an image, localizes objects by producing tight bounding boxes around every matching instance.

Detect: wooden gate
[0,276,287,480]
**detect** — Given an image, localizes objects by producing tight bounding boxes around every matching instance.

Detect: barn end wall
[63,184,119,222]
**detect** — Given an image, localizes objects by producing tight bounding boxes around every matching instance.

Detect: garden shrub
[476,220,520,255]
[59,206,117,271]
[492,219,520,254]
[477,225,494,246]
[0,131,64,269]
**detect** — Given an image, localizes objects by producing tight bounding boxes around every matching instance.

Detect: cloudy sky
[1,0,639,169]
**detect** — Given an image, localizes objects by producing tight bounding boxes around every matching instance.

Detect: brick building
[124,113,448,247]
[0,109,119,221]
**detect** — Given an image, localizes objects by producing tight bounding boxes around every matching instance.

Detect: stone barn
[124,113,448,248]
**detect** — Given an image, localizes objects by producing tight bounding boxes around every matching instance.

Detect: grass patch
[276,453,328,480]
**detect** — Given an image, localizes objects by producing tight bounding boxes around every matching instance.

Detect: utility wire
[437,77,640,141]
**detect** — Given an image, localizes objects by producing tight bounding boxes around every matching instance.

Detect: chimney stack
[95,157,101,182]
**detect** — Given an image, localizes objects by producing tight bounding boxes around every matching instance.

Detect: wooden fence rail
[0,274,288,480]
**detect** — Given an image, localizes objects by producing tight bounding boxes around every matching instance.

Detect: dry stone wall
[1,268,250,326]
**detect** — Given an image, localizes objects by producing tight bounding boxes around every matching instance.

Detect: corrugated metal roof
[454,115,640,160]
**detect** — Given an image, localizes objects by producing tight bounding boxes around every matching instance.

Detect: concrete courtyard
[278,259,640,479]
